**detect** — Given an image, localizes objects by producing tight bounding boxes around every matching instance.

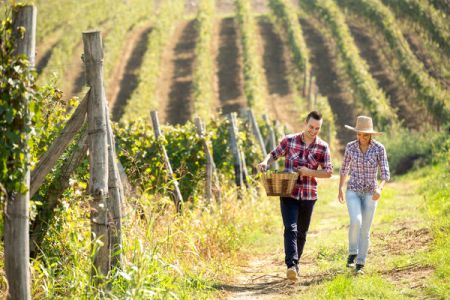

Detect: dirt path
[216,17,246,115]
[299,16,356,149]
[257,16,301,132]
[109,24,153,121]
[347,20,425,129]
[158,20,197,125]
[218,179,433,299]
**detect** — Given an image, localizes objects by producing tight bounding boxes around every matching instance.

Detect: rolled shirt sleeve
[379,145,390,181]
[340,146,352,177]
[321,144,333,172]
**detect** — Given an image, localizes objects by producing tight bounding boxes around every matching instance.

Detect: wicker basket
[261,172,299,197]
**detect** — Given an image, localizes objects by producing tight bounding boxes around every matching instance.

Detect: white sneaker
[286,266,298,281]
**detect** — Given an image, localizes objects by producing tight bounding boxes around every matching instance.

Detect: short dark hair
[306,111,322,122]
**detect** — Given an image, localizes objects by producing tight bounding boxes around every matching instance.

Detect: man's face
[304,118,322,140]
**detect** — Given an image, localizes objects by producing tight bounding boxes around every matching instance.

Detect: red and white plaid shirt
[270,133,333,201]
[340,140,390,193]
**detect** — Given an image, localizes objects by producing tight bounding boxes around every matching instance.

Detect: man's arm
[298,167,332,178]
[258,153,275,172]
[258,137,287,171]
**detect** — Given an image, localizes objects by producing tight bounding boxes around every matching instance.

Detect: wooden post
[105,104,123,270]
[194,117,213,205]
[150,111,183,212]
[247,110,267,157]
[82,31,110,278]
[30,91,89,197]
[194,118,221,205]
[4,6,36,300]
[263,114,278,171]
[227,113,243,190]
[30,129,88,258]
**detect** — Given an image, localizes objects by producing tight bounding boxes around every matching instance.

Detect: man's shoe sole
[287,269,297,281]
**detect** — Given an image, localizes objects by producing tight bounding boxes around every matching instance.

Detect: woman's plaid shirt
[270,133,333,201]
[340,140,390,193]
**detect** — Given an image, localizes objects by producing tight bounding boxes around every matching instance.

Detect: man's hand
[258,162,268,172]
[298,166,310,176]
[372,188,382,201]
[298,167,332,178]
[338,188,345,204]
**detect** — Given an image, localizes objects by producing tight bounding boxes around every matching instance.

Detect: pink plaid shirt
[270,133,333,201]
[340,140,390,193]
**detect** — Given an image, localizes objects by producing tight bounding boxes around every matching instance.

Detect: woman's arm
[338,145,352,203]
[338,174,347,203]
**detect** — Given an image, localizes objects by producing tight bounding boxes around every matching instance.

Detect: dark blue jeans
[280,197,316,268]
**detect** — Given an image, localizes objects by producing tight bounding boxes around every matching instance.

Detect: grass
[215,155,449,299]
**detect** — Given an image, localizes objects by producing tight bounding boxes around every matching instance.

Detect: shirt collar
[300,132,317,146]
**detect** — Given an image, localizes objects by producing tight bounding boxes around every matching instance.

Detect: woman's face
[357,132,372,145]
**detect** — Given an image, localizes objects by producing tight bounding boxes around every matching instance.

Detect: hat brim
[344,125,382,135]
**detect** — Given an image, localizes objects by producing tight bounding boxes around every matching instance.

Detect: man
[258,111,333,281]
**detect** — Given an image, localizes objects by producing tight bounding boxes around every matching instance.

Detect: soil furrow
[163,20,197,125]
[257,16,301,132]
[403,32,450,90]
[347,21,425,129]
[299,17,356,148]
[109,25,153,122]
[216,17,246,115]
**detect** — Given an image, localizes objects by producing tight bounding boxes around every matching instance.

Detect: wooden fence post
[105,104,123,270]
[263,114,278,171]
[150,111,183,213]
[4,6,36,299]
[247,110,267,157]
[194,117,213,205]
[30,91,89,197]
[227,113,243,191]
[82,31,110,278]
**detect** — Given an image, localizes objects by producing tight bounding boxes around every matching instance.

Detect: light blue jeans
[346,190,378,265]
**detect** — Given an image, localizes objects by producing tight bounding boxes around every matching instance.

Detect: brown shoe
[286,266,298,281]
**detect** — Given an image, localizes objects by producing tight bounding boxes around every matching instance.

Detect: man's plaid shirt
[340,140,390,193]
[270,133,333,201]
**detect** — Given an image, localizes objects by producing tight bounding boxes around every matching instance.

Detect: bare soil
[403,32,450,90]
[218,181,434,299]
[257,16,302,132]
[347,20,426,129]
[299,16,356,149]
[216,17,246,115]
[159,20,197,125]
[109,24,153,121]
[35,29,63,74]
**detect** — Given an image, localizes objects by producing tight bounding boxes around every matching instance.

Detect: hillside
[0,0,449,299]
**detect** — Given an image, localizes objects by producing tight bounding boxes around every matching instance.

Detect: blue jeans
[280,197,316,268]
[346,190,378,265]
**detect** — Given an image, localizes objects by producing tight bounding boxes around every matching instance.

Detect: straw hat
[344,116,382,135]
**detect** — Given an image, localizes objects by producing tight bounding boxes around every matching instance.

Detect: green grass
[215,154,449,299]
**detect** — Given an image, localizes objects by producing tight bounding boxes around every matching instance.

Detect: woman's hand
[338,188,345,204]
[372,188,382,201]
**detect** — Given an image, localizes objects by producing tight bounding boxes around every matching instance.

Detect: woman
[338,116,390,274]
